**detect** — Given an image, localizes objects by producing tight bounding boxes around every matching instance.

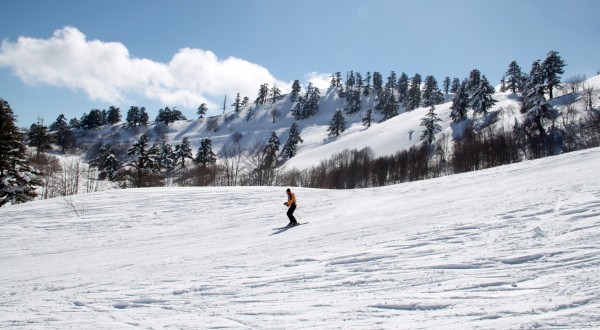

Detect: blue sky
[1,0,599,127]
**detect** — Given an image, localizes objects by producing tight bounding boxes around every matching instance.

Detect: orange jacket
[286,192,297,208]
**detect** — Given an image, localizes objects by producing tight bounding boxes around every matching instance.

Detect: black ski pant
[287,204,297,223]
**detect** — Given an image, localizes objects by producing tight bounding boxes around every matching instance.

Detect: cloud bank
[0,26,291,112]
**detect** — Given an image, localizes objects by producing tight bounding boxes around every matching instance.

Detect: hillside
[1,147,599,328]
[75,74,600,171]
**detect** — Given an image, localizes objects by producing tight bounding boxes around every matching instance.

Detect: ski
[272,222,308,231]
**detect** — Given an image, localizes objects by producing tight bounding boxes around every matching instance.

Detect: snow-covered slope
[2,147,599,329]
[77,75,600,173]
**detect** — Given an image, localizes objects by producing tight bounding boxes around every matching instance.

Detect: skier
[284,188,298,226]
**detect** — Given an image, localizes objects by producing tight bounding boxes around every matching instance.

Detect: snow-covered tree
[231,94,242,113]
[442,76,451,95]
[156,107,186,125]
[156,142,176,173]
[363,72,372,97]
[404,73,422,111]
[420,104,442,144]
[505,60,523,94]
[197,103,208,119]
[28,122,53,157]
[91,145,122,181]
[195,138,216,167]
[270,84,281,103]
[421,75,444,107]
[50,114,75,153]
[281,122,303,159]
[327,109,346,137]
[372,71,383,98]
[470,75,497,115]
[451,78,461,93]
[521,60,553,136]
[263,131,280,168]
[450,84,470,122]
[344,89,362,115]
[397,72,409,103]
[377,89,399,121]
[542,50,566,100]
[174,137,193,168]
[290,80,302,102]
[254,83,270,106]
[466,69,482,93]
[107,106,121,125]
[0,99,41,206]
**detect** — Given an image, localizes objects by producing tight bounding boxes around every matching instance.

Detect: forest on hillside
[2,50,600,205]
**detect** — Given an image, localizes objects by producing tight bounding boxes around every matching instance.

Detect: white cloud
[305,71,332,90]
[0,26,289,113]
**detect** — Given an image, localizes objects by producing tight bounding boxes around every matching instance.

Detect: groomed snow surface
[1,148,600,329]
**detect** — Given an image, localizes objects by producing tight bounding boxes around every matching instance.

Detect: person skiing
[284,188,298,226]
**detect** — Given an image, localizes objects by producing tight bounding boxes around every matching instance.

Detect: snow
[1,147,600,328]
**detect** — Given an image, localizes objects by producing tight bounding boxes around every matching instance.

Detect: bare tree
[564,74,586,94]
[581,84,599,111]
[219,144,244,186]
[270,108,281,123]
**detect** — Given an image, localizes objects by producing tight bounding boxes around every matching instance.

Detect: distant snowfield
[1,148,600,329]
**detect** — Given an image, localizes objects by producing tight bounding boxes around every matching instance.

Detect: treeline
[282,108,600,189]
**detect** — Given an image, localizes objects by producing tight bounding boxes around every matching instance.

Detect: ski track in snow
[1,149,600,329]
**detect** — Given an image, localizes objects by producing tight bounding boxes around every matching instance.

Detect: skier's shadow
[270,226,294,236]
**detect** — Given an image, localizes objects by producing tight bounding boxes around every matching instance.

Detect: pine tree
[470,75,497,115]
[363,72,372,97]
[157,142,176,173]
[0,98,41,206]
[330,72,342,89]
[397,72,409,103]
[126,106,140,127]
[127,134,155,173]
[156,107,186,125]
[231,94,242,113]
[467,69,482,93]
[404,73,422,111]
[505,60,523,93]
[263,131,280,167]
[28,121,54,157]
[174,137,193,168]
[270,84,281,103]
[281,122,303,159]
[451,78,461,93]
[420,104,442,144]
[377,89,399,121]
[450,84,470,122]
[91,145,121,181]
[291,96,304,120]
[107,106,121,125]
[542,50,566,100]
[50,114,75,153]
[290,80,302,102]
[372,71,383,98]
[362,109,373,128]
[421,75,441,107]
[346,71,356,91]
[327,109,346,137]
[195,138,216,167]
[197,103,208,119]
[443,76,451,95]
[385,71,397,91]
[521,60,553,136]
[254,83,270,106]
[138,107,149,126]
[302,83,320,118]
[344,89,362,115]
